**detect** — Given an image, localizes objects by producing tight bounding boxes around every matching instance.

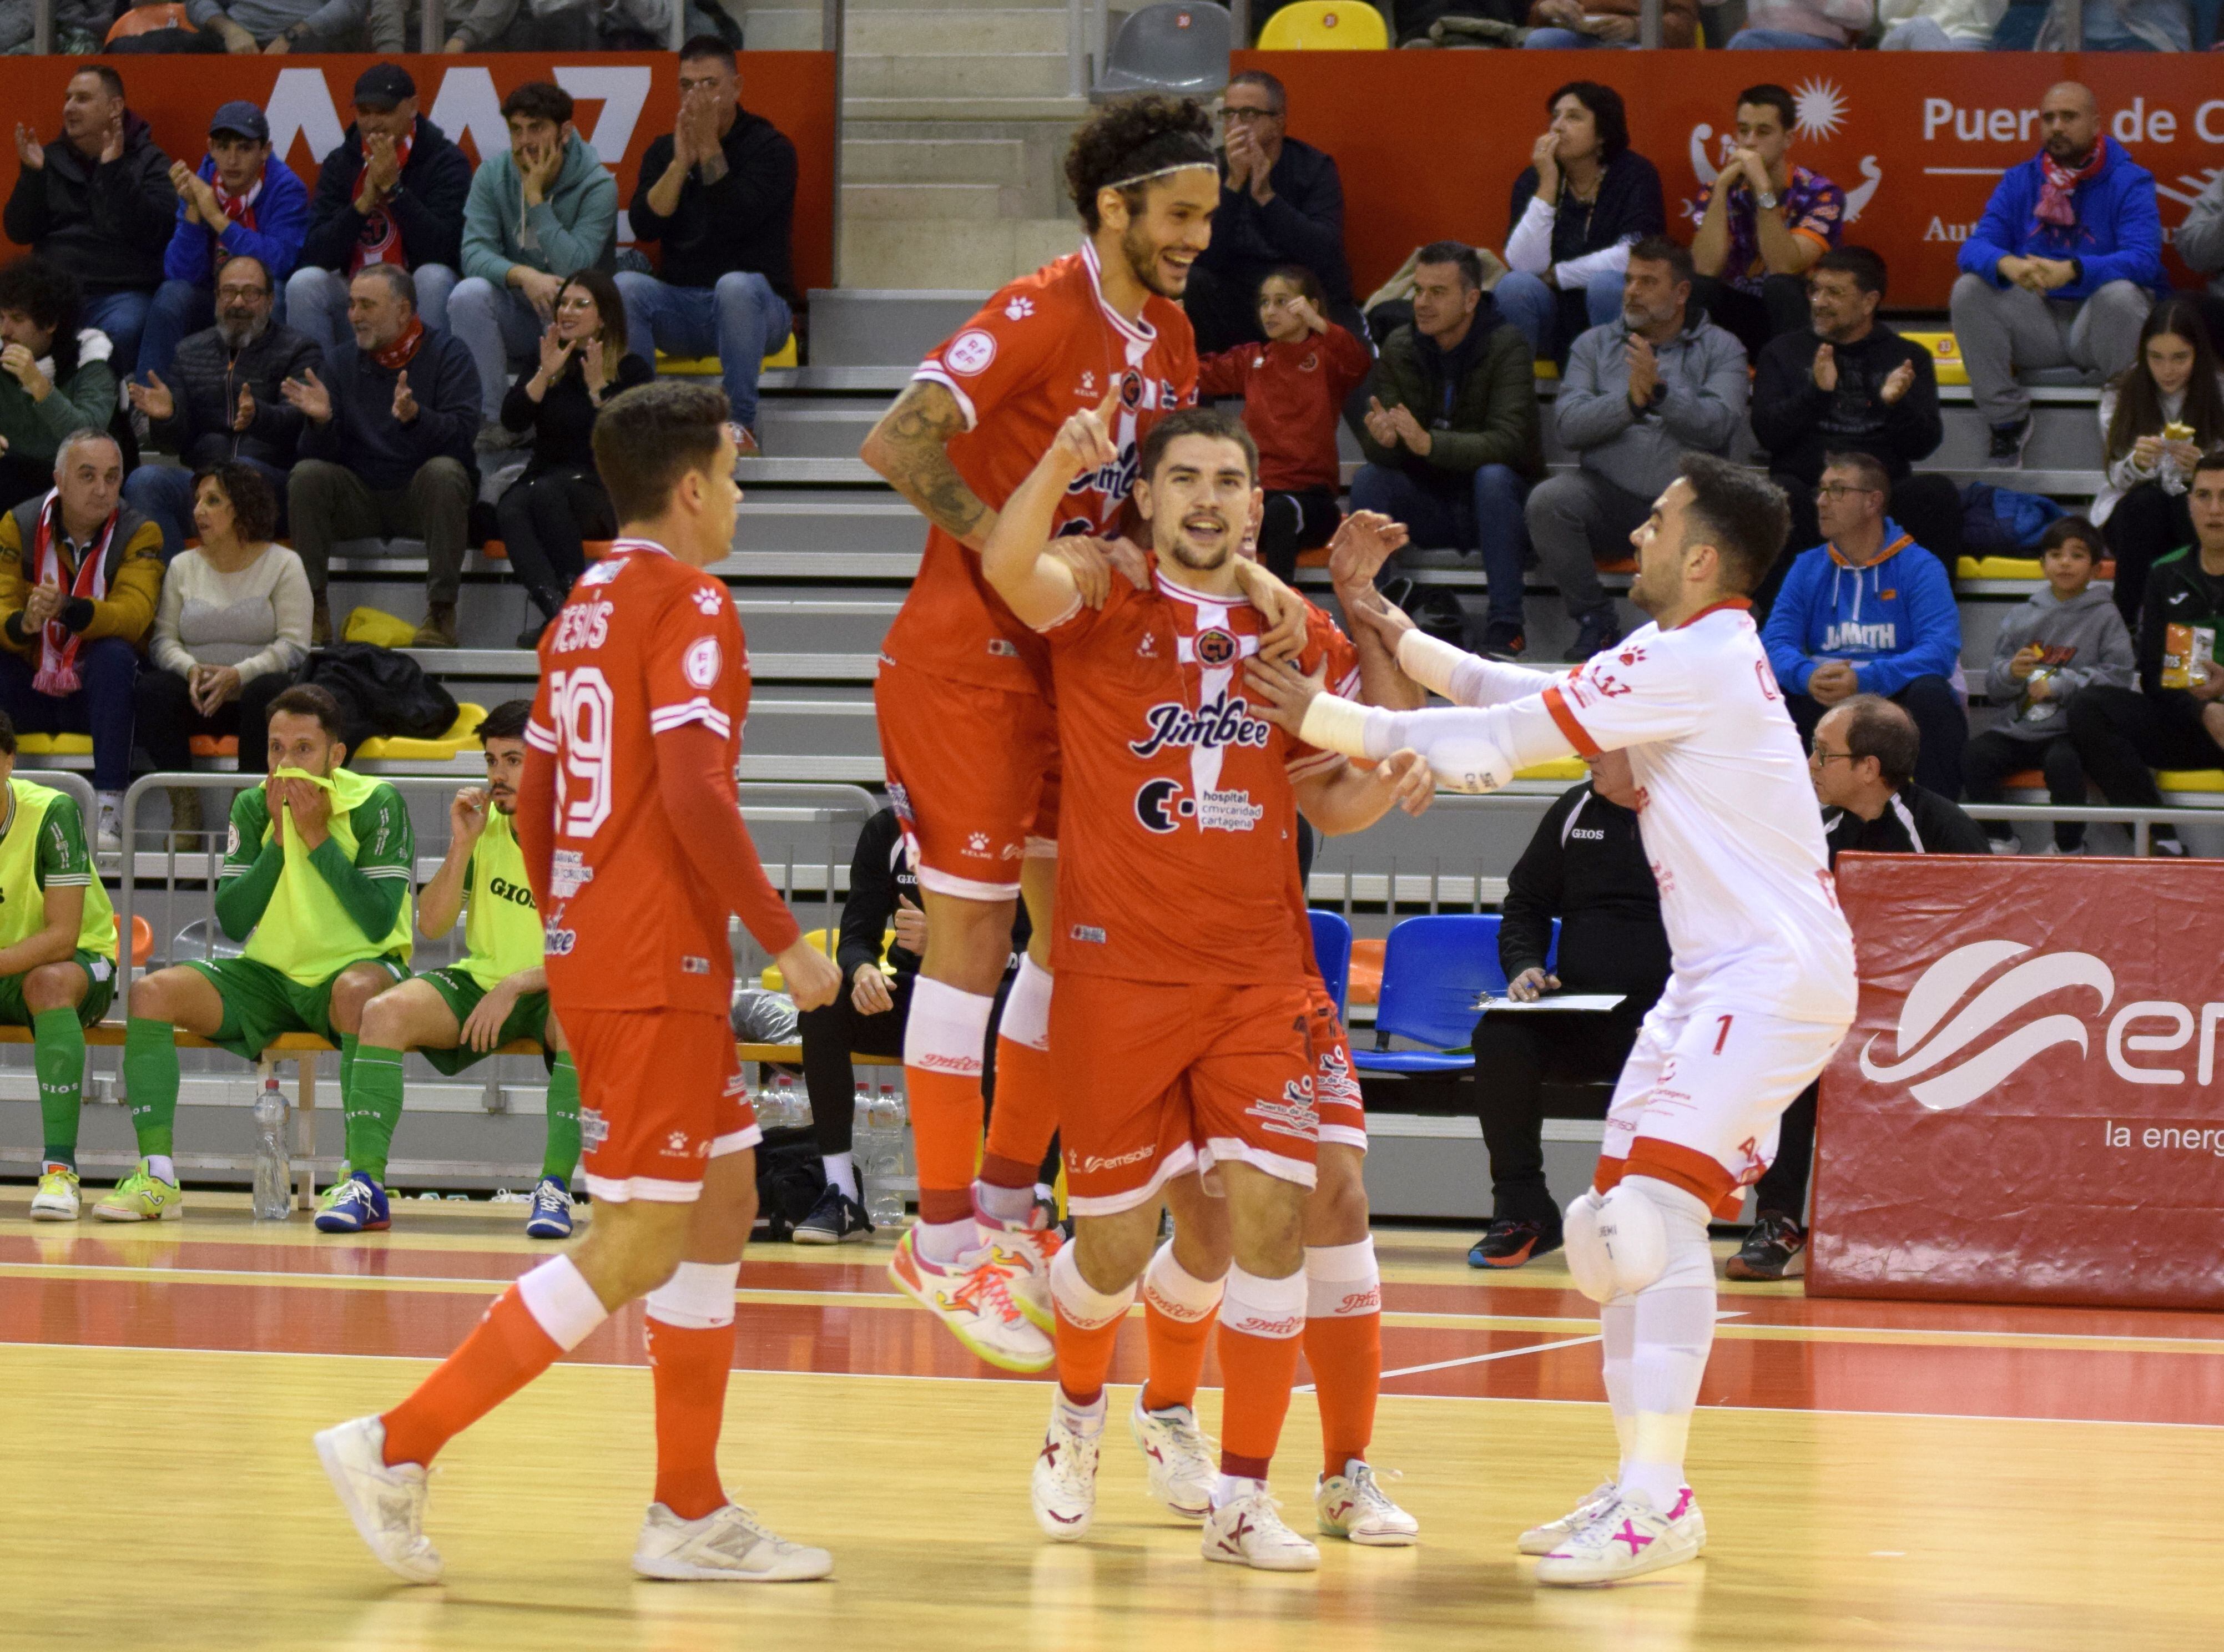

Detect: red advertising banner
[1812,852,2224,1312]
[0,52,836,295]
[1240,50,2224,309]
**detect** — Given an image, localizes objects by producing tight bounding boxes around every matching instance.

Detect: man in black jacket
[3,64,176,375]
[617,39,798,451]
[281,265,478,649]
[285,66,471,357]
[1728,693,1989,1280]
[123,253,319,560]
[1184,70,1361,353]
[1469,750,1669,1268]
[1751,247,1959,605]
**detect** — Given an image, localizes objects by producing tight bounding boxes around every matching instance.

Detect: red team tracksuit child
[315,532,834,1585]
[1198,318,1370,579]
[876,242,1199,1363]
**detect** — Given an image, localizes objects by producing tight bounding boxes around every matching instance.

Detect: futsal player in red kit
[981,398,1433,1570]
[315,382,846,1586]
[860,94,1250,1370]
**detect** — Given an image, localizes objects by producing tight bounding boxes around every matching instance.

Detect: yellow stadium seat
[355,704,488,762]
[1515,757,1588,782]
[2156,770,2224,792]
[659,336,799,376]
[16,734,92,756]
[1257,1,1389,47]
[1531,359,1559,381]
[1958,555,2044,581]
[1902,331,1968,387]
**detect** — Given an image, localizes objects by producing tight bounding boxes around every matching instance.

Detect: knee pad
[1562,1183,1668,1305]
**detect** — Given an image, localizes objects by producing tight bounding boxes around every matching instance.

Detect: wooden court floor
[5,1193,2222,1652]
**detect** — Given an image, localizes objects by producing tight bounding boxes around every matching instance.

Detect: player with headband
[859,95,1309,1370]
[1245,454,1857,1585]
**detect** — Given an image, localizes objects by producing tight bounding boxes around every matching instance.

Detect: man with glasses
[124,252,319,562]
[1731,694,1986,1279]
[1761,451,1966,798]
[1186,70,1360,354]
[1750,246,1960,606]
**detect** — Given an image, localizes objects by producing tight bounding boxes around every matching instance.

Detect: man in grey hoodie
[448,82,618,436]
[1963,516,2135,854]
[1524,238,1748,661]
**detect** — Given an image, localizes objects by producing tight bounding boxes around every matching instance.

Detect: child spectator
[2092,297,2224,628]
[1963,517,2134,856]
[1199,266,1369,581]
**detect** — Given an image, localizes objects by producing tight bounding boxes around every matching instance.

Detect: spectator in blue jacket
[1762,449,1968,799]
[138,102,307,386]
[1949,82,2165,466]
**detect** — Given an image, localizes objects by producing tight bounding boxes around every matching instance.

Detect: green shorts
[0,947,117,1029]
[416,966,553,1075]
[183,953,410,1060]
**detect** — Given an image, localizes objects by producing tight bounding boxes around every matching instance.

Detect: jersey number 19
[548,667,615,839]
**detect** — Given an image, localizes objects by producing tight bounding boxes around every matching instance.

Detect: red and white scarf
[28,491,117,696]
[2036,135,2107,229]
[372,315,426,373]
[350,134,412,274]
[211,170,261,231]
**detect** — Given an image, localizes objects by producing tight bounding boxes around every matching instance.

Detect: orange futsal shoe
[889,1226,1053,1372]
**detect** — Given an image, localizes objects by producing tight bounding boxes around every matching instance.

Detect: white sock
[145,1154,176,1185]
[1302,1236,1379,1319]
[974,1178,1036,1225]
[515,1255,610,1351]
[820,1152,855,1199]
[1213,1472,1268,1507]
[1615,1177,1717,1511]
[1048,1242,1137,1331]
[643,1259,739,1331]
[914,1215,976,1265]
[1143,1239,1226,1327]
[1054,1387,1107,1437]
[1601,1298,1636,1476]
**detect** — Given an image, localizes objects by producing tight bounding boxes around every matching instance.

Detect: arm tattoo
[869,382,995,548]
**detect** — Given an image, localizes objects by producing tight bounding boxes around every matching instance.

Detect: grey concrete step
[806,289,989,368]
[844,136,1030,187]
[845,52,1072,103]
[843,183,1023,222]
[755,403,882,458]
[846,7,1070,50]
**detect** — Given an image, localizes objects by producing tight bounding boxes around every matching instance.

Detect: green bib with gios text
[244,767,414,984]
[0,779,114,959]
[460,808,542,988]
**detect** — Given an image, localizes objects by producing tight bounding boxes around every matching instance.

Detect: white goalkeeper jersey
[1449,600,1856,1025]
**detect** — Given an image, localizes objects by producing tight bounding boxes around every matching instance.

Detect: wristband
[1298,692,1376,759]
[1396,627,1468,698]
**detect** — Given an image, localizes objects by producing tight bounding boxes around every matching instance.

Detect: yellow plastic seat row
[658,337,799,376]
[760,926,899,992]
[1258,2,1389,48]
[2157,770,2224,792]
[355,703,488,762]
[16,733,93,756]
[1958,555,2120,582]
[1514,757,1587,782]
[1899,331,1969,386]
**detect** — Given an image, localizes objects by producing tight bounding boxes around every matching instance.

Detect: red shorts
[1307,983,1366,1153]
[876,656,1058,901]
[1052,974,1318,1217]
[566,1007,755,1204]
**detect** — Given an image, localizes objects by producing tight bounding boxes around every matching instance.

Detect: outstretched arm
[1294,749,1435,834]
[979,390,1118,630]
[1325,511,1423,711]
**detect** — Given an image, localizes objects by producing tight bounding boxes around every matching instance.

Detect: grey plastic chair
[1092,1,1233,100]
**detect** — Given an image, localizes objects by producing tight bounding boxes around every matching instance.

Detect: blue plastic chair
[1092,1,1233,100]
[1351,914,1502,1075]
[1308,909,1352,1016]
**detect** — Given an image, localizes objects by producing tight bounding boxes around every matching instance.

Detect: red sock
[1215,1265,1307,1481]
[983,1036,1058,1183]
[906,1065,984,1224]
[1141,1300,1214,1413]
[1305,1311,1381,1475]
[648,1318,734,1520]
[381,1285,562,1467]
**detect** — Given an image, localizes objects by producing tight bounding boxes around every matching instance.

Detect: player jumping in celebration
[316,699,584,1239]
[316,381,844,1587]
[1247,454,1857,1585]
[858,94,1221,1369]
[984,400,1433,1571]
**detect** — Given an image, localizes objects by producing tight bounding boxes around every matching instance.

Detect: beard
[1121,220,1183,300]
[217,311,269,350]
[1158,519,1234,572]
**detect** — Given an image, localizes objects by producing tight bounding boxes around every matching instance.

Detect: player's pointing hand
[1050,387,1121,477]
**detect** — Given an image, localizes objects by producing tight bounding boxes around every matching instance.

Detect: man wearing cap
[137,100,306,385]
[288,66,470,357]
[188,0,366,51]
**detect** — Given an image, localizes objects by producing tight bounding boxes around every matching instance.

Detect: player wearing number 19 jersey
[318,383,838,1590]
[1273,455,1856,1586]
[861,95,1217,1370]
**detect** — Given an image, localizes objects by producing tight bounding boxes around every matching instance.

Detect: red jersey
[526,538,768,1015]
[1040,572,1359,984]
[880,243,1199,694]
[1198,323,1371,494]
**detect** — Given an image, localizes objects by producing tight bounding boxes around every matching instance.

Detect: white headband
[1103,159,1220,193]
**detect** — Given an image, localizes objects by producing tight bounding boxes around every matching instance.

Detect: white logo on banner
[1859,940,2115,1112]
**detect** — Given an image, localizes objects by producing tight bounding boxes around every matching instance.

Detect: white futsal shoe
[974,1198,1062,1333]
[1517,1477,1620,1555]
[1315,1459,1419,1545]
[1129,1395,1216,1521]
[889,1226,1053,1372]
[314,1415,443,1584]
[1031,1403,1103,1540]
[632,1502,833,1581]
[1534,1487,1705,1586]
[1203,1488,1320,1572]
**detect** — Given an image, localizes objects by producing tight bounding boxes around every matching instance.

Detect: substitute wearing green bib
[109,686,417,1224]
[1,748,125,1224]
[327,700,583,1239]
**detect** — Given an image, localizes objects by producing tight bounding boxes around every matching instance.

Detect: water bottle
[771,1072,808,1130]
[251,1072,291,1221]
[866,1083,908,1229]
[790,1073,813,1129]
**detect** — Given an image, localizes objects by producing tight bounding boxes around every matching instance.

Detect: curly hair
[1063,94,1217,233]
[190,462,280,546]
[0,257,82,339]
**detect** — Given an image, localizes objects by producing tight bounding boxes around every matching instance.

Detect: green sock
[344,1044,405,1186]
[339,1032,358,1102]
[124,1017,179,1159]
[33,1006,85,1169]
[541,1054,581,1184]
